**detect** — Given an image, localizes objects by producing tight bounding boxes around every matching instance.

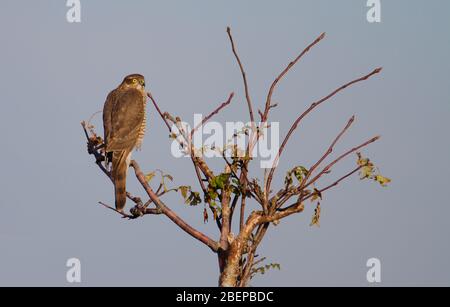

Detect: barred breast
[135,95,147,150]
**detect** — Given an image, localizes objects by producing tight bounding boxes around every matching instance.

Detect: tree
[81,27,389,287]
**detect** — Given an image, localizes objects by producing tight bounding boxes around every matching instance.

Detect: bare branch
[274,135,379,210]
[278,166,363,216]
[99,201,134,219]
[260,202,305,224]
[229,194,240,227]
[302,115,355,186]
[227,27,256,127]
[142,183,177,209]
[313,166,362,195]
[130,160,220,252]
[98,201,163,219]
[265,67,382,194]
[303,135,380,189]
[239,196,246,232]
[219,189,232,251]
[147,91,172,131]
[147,91,215,185]
[193,163,208,193]
[262,32,326,122]
[190,92,234,139]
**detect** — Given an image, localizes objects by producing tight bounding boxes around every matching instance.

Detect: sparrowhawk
[103,74,147,212]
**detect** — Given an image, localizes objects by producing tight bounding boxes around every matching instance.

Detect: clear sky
[0,0,449,286]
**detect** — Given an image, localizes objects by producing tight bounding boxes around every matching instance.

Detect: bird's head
[120,74,146,90]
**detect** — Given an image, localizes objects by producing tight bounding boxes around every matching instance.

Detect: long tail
[112,150,130,212]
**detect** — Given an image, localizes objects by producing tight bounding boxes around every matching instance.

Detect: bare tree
[82,28,389,287]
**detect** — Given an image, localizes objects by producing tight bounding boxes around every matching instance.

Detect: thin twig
[190,92,234,139]
[302,115,355,186]
[99,201,163,219]
[99,201,134,219]
[239,196,246,232]
[315,166,362,195]
[147,91,171,131]
[262,32,326,122]
[229,194,240,227]
[276,136,379,210]
[265,67,382,194]
[227,27,256,127]
[303,135,380,189]
[147,91,214,187]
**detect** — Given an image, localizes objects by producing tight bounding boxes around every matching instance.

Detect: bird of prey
[103,74,147,212]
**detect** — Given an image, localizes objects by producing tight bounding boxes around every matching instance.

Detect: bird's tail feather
[112,150,130,212]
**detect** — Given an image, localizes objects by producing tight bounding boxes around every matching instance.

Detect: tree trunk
[218,212,262,287]
[218,240,244,286]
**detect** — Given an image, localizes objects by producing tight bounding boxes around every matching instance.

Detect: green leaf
[207,189,218,202]
[186,191,202,206]
[293,166,308,182]
[374,175,391,187]
[357,152,391,187]
[145,171,156,182]
[251,260,281,279]
[360,165,374,179]
[179,186,190,200]
[211,173,231,190]
[284,171,293,187]
[285,166,308,187]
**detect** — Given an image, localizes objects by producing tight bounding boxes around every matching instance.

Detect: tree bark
[218,212,261,286]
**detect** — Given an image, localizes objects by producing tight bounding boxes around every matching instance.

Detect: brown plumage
[103,74,147,212]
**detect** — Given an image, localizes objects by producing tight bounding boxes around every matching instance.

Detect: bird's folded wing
[107,89,145,151]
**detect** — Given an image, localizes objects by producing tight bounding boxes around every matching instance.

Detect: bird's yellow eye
[132,79,137,84]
